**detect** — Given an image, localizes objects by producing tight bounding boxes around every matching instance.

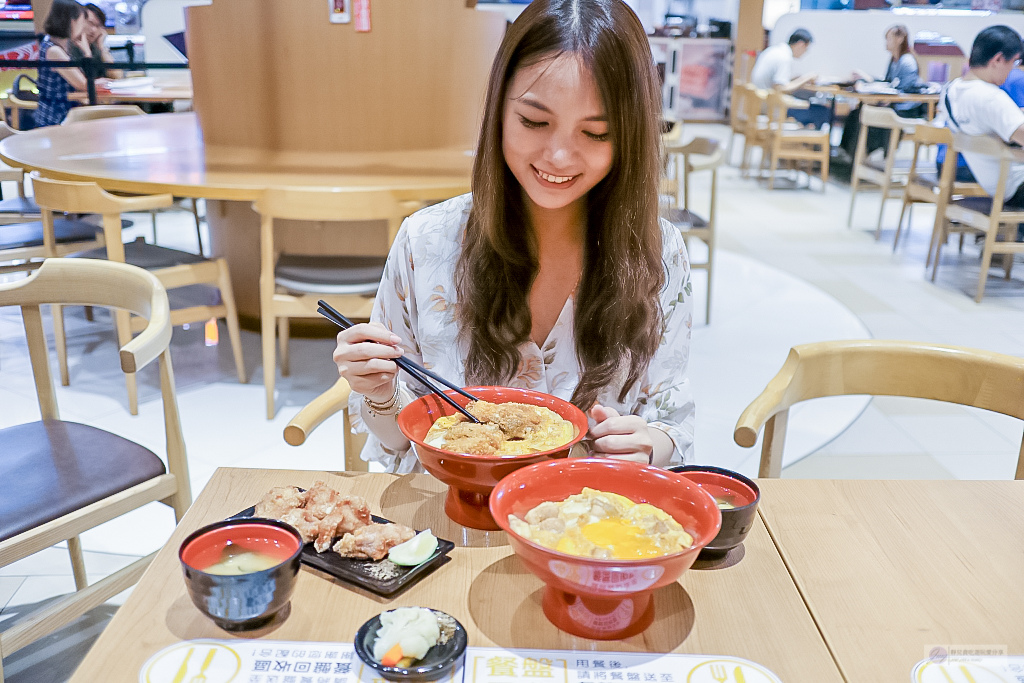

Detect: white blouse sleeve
[346,221,425,473]
[633,224,695,465]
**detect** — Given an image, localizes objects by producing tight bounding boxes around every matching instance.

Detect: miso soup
[203,544,281,575]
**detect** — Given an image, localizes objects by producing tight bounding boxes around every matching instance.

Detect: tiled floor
[2,121,1024,680]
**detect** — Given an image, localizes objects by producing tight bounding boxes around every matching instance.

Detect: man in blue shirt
[937,67,1024,181]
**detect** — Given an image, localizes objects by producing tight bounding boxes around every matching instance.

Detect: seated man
[750,28,828,128]
[940,26,1024,208]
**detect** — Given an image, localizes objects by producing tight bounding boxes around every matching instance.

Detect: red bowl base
[445,487,501,530]
[542,587,656,640]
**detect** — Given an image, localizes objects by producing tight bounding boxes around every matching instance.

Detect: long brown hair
[455,0,664,410]
[887,24,912,59]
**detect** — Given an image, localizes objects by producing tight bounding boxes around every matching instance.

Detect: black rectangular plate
[229,506,455,597]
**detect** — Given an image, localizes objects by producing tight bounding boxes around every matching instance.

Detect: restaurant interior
[1,0,1023,681]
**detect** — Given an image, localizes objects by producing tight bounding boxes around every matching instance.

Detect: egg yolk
[576,519,663,559]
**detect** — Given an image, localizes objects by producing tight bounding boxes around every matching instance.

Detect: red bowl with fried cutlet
[397,386,588,530]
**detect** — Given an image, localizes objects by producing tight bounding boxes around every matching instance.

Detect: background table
[68,73,193,105]
[817,84,940,125]
[759,479,1024,682]
[0,113,472,318]
[67,469,843,683]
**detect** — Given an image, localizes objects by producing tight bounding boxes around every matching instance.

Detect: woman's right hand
[333,323,404,404]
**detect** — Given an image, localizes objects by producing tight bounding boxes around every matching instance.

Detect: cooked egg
[510,488,694,559]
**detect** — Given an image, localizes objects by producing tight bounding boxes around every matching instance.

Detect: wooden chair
[733,340,1024,478]
[764,90,830,191]
[284,377,368,472]
[846,105,920,238]
[727,82,751,165]
[6,75,37,131]
[0,258,191,680]
[60,105,206,255]
[252,186,420,418]
[32,175,246,415]
[662,136,724,325]
[896,124,986,262]
[739,84,771,177]
[62,104,146,124]
[932,133,1024,302]
[0,120,39,224]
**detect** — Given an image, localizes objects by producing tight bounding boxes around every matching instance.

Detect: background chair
[897,124,986,260]
[33,175,246,415]
[252,186,420,418]
[0,258,191,681]
[733,340,1024,478]
[60,105,206,255]
[846,105,919,238]
[284,377,367,472]
[933,133,1024,302]
[764,90,830,191]
[739,84,771,177]
[0,119,39,224]
[6,74,37,131]
[662,136,724,325]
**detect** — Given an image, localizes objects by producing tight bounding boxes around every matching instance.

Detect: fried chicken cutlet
[467,401,545,439]
[441,421,503,455]
[254,486,307,518]
[332,522,416,561]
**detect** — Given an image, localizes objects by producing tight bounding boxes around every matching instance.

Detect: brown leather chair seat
[0,420,166,541]
[274,253,386,295]
[0,218,100,250]
[70,236,208,269]
[663,207,709,229]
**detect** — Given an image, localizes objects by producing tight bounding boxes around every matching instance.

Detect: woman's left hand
[586,404,654,465]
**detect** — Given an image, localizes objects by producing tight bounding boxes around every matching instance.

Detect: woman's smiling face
[501,53,614,215]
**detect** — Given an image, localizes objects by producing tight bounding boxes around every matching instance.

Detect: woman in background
[839,25,926,159]
[36,0,110,127]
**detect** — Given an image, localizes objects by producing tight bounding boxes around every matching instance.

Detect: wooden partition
[185,0,506,158]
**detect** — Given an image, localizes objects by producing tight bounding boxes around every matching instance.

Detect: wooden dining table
[0,113,473,318]
[68,73,194,105]
[66,468,845,683]
[815,84,941,120]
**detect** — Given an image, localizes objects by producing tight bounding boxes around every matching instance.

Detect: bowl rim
[490,458,722,564]
[397,386,589,461]
[668,465,761,511]
[178,517,304,577]
[353,608,468,678]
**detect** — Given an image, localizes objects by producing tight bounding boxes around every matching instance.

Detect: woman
[839,24,926,159]
[68,3,122,79]
[36,0,110,127]
[332,0,694,473]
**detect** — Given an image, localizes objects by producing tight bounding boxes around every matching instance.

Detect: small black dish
[668,464,760,558]
[230,505,455,597]
[354,609,468,682]
[178,517,303,631]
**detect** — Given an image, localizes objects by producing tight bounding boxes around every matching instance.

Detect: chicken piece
[332,523,417,561]
[279,507,320,544]
[312,495,373,553]
[442,421,503,455]
[254,486,307,518]
[305,481,346,518]
[468,401,544,439]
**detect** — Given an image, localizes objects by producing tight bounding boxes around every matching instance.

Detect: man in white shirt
[941,25,1024,209]
[751,29,827,128]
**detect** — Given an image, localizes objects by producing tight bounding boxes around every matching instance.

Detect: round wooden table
[0,112,473,318]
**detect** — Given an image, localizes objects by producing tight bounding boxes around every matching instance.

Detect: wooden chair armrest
[106,192,177,213]
[733,349,801,448]
[284,377,353,446]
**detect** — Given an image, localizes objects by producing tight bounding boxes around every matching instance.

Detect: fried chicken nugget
[313,495,373,552]
[332,522,416,561]
[254,486,307,518]
[442,421,503,455]
[305,480,345,518]
[279,507,320,544]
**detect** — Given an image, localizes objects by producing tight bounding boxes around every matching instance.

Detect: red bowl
[489,458,722,640]
[397,386,588,530]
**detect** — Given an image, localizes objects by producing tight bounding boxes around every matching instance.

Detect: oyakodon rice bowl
[397,386,588,530]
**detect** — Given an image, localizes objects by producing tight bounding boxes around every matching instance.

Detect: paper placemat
[139,640,783,683]
[912,656,1024,682]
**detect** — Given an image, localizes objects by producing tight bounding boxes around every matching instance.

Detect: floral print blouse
[350,193,694,473]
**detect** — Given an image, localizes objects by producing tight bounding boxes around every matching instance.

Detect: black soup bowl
[178,518,303,631]
[669,465,760,558]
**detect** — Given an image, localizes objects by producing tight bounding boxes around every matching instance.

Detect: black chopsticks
[317,300,481,423]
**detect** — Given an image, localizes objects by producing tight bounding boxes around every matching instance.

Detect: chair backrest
[765,90,800,127]
[63,105,146,125]
[907,124,958,196]
[0,118,19,142]
[859,104,905,131]
[254,186,419,245]
[734,340,1024,477]
[951,132,1017,209]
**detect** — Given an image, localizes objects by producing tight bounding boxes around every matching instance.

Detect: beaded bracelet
[364,384,401,417]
